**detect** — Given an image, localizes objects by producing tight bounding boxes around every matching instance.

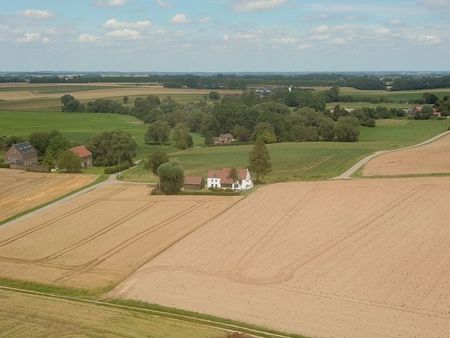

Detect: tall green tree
[57,149,82,173]
[334,117,360,142]
[144,149,169,176]
[145,120,171,144]
[253,122,277,143]
[173,123,193,150]
[248,139,272,183]
[29,132,51,156]
[43,133,70,165]
[157,161,185,195]
[87,130,137,166]
[228,167,240,186]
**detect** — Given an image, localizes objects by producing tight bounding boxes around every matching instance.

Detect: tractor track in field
[0,285,296,338]
[0,186,127,248]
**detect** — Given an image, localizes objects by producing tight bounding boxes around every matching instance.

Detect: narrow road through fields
[334,130,450,179]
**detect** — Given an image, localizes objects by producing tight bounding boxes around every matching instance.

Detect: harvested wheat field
[0,84,241,101]
[0,169,97,222]
[114,178,450,338]
[0,183,239,288]
[363,132,450,177]
[0,289,225,337]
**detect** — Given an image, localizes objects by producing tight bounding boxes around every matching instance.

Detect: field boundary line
[0,285,301,338]
[334,130,450,179]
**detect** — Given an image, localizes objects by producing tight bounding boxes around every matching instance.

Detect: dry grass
[0,289,224,337]
[114,178,450,338]
[0,169,97,223]
[0,183,240,289]
[362,133,450,177]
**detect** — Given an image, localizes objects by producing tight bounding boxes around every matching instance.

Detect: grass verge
[0,278,306,338]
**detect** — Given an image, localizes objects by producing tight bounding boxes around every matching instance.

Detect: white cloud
[416,34,442,44]
[154,0,171,8]
[418,0,450,9]
[170,13,191,24]
[94,0,127,7]
[79,33,100,43]
[18,9,54,19]
[310,25,329,34]
[18,32,42,43]
[106,29,142,40]
[103,19,152,30]
[232,0,287,12]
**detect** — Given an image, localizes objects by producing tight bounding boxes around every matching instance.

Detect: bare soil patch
[0,169,97,222]
[363,133,450,177]
[0,183,239,288]
[114,178,450,338]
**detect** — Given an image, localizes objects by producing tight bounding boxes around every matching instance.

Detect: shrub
[0,163,10,168]
[104,161,131,174]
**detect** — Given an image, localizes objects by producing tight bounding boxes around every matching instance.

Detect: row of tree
[27,73,389,90]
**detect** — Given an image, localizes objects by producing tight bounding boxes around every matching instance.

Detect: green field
[0,110,153,158]
[326,101,410,110]
[122,119,450,183]
[338,87,450,101]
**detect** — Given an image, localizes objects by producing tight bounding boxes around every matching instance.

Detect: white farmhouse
[207,168,253,191]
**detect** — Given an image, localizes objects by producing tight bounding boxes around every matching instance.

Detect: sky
[0,0,449,72]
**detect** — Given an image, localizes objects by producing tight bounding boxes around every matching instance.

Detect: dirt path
[334,130,450,179]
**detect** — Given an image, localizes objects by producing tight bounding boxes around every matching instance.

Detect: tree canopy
[157,161,185,195]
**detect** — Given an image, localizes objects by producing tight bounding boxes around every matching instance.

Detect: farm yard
[0,182,240,289]
[0,169,97,223]
[113,177,450,338]
[362,132,450,177]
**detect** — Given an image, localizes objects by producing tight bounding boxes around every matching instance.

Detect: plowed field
[0,183,239,288]
[114,178,450,338]
[0,169,97,222]
[363,132,450,177]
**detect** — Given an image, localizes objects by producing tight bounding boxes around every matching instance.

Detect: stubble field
[0,169,97,223]
[114,178,450,338]
[362,132,450,177]
[0,289,225,337]
[0,183,240,289]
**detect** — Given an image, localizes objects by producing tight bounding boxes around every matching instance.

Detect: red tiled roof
[70,145,92,158]
[207,168,247,184]
[184,176,204,185]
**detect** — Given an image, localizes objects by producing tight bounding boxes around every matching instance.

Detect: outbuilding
[6,142,38,167]
[70,145,93,168]
[184,176,205,190]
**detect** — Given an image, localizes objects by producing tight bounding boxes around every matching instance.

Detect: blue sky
[0,0,449,71]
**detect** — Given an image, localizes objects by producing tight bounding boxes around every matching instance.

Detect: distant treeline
[391,75,450,91]
[5,74,387,90]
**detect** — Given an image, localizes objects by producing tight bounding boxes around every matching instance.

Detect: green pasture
[122,119,450,183]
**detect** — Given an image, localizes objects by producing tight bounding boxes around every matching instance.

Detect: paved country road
[334,130,450,179]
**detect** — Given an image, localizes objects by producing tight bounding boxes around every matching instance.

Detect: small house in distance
[184,176,205,190]
[213,133,235,145]
[6,142,38,167]
[70,145,93,168]
[207,168,253,191]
